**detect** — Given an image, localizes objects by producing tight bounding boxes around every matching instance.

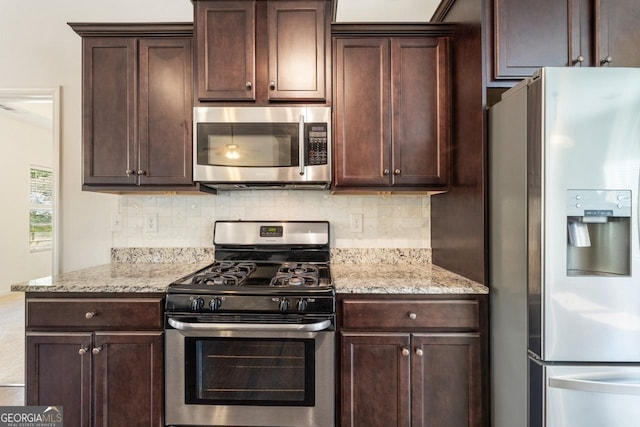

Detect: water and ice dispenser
[566,190,631,276]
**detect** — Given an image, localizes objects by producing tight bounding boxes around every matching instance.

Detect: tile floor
[0,292,25,405]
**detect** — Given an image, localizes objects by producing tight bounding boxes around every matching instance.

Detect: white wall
[0,1,432,274]
[0,0,193,273]
[0,113,53,294]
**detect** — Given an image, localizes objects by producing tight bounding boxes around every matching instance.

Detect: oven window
[184,337,315,406]
[197,123,300,167]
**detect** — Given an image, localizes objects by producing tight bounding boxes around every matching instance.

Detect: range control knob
[209,297,222,311]
[296,298,308,311]
[191,297,204,311]
[278,298,290,312]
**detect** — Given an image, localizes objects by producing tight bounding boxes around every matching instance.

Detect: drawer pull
[92,346,102,355]
[85,311,96,319]
[401,348,410,357]
[415,348,424,357]
[408,312,417,320]
[78,346,88,356]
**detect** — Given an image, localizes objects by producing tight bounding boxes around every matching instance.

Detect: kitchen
[2,0,639,426]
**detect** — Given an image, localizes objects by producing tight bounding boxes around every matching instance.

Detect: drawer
[341,299,480,330]
[26,297,164,330]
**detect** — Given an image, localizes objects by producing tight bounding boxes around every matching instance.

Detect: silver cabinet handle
[125,169,134,176]
[415,348,424,357]
[78,346,88,356]
[401,348,410,357]
[168,317,332,332]
[550,375,640,396]
[269,81,276,90]
[408,312,417,320]
[383,169,390,175]
[573,55,585,64]
[246,81,252,89]
[601,56,613,65]
[394,169,401,175]
[136,170,146,175]
[85,311,96,319]
[92,346,102,355]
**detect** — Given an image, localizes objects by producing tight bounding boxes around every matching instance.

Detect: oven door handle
[167,317,332,332]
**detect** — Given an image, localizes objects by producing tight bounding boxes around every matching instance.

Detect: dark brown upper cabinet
[333,31,451,192]
[71,23,200,192]
[490,0,640,86]
[194,0,330,104]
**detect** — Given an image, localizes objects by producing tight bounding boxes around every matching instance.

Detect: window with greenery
[29,166,53,252]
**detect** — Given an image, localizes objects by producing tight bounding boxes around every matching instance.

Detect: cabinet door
[93,332,163,427]
[334,37,391,187]
[138,38,194,185]
[341,333,410,427]
[26,332,92,427]
[267,0,326,100]
[493,0,576,80]
[83,38,137,184]
[391,37,450,187]
[598,0,640,67]
[195,0,256,101]
[411,333,482,427]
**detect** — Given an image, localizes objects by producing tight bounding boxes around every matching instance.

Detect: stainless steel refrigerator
[489,67,640,427]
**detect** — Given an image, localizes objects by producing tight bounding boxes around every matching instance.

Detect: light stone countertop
[10,262,210,293]
[12,261,488,295]
[332,263,488,294]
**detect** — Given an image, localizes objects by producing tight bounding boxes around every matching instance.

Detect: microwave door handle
[299,114,305,176]
[168,317,332,332]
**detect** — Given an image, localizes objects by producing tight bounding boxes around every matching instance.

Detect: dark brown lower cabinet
[25,295,164,427]
[339,295,487,427]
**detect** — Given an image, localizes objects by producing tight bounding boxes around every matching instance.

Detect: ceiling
[0,96,53,129]
[334,0,442,22]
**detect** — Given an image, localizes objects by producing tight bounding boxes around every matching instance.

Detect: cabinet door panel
[334,38,390,187]
[26,333,92,427]
[138,38,193,185]
[267,0,326,100]
[341,333,410,427]
[83,38,137,184]
[392,37,449,187]
[598,0,640,67]
[493,0,572,79]
[93,332,163,427]
[196,1,256,100]
[411,333,482,427]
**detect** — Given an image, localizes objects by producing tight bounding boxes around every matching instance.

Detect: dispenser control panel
[567,189,631,218]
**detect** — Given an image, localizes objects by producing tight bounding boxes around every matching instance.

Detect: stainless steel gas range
[164,221,335,427]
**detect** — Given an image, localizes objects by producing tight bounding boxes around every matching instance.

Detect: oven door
[165,315,335,427]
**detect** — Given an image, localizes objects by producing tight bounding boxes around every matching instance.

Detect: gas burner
[190,262,257,286]
[269,263,320,287]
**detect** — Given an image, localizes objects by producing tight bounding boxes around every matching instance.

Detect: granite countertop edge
[12,262,488,295]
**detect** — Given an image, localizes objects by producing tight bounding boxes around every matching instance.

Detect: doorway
[0,88,60,405]
[0,88,60,295]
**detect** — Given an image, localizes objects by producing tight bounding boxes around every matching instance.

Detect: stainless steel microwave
[194,106,331,190]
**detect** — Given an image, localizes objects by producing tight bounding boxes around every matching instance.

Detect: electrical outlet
[111,214,123,232]
[144,214,158,233]
[350,213,363,233]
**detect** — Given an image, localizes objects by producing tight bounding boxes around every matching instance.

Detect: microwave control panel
[305,123,328,165]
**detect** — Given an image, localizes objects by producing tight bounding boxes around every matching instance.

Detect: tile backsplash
[113,191,431,248]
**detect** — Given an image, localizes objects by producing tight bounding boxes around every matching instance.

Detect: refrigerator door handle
[549,375,640,396]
